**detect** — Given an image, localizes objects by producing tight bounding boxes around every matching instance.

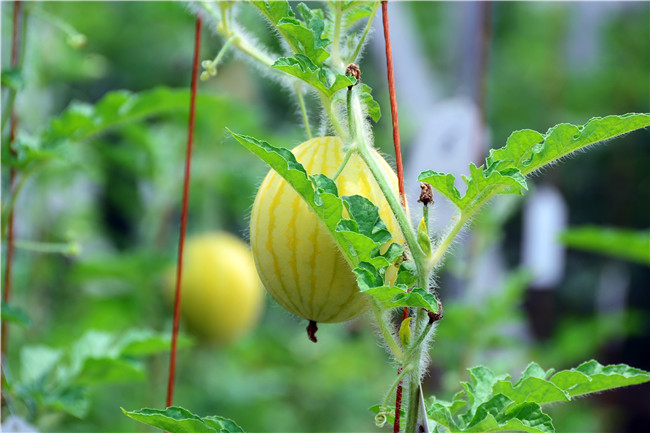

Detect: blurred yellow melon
[165,233,264,344]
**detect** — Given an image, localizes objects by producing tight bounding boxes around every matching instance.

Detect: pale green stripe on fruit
[302,140,328,319]
[262,170,304,317]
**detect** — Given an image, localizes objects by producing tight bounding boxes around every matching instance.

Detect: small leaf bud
[399,317,412,347]
[417,217,432,256]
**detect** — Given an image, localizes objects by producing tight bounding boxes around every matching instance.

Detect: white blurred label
[521,185,568,289]
[404,98,483,232]
[1,415,39,433]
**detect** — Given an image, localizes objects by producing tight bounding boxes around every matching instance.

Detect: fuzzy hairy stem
[346,86,436,432]
[293,83,312,139]
[348,90,426,272]
[330,1,344,70]
[332,147,353,181]
[321,94,347,139]
[404,282,431,432]
[382,364,412,409]
[371,300,404,362]
[347,2,380,64]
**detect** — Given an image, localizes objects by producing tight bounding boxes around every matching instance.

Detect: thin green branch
[332,147,353,181]
[1,4,28,134]
[294,84,312,139]
[202,1,274,68]
[405,319,434,363]
[428,188,498,270]
[404,309,428,433]
[428,213,467,270]
[382,365,412,409]
[423,205,430,232]
[320,94,347,139]
[371,300,404,362]
[14,240,80,256]
[349,92,425,271]
[330,1,344,70]
[347,2,381,64]
[1,161,46,237]
[201,34,239,81]
[26,3,86,48]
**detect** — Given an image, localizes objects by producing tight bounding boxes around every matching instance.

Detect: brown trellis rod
[166,16,202,408]
[380,2,409,432]
[2,0,23,365]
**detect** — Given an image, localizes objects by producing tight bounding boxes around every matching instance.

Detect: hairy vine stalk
[346,84,435,432]
[200,2,442,430]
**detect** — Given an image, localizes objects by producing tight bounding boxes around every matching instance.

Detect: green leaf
[518,362,551,381]
[394,260,417,287]
[20,346,63,385]
[342,195,391,245]
[492,377,570,406]
[357,83,381,122]
[464,399,554,433]
[427,400,459,431]
[489,113,650,177]
[559,226,650,266]
[418,163,527,210]
[418,114,650,218]
[42,88,193,148]
[59,329,186,385]
[1,301,30,328]
[1,68,25,91]
[428,360,650,433]
[293,3,330,63]
[273,55,355,97]
[353,258,439,312]
[342,3,375,29]
[118,328,192,357]
[203,415,246,433]
[122,406,244,433]
[5,88,240,170]
[549,360,650,398]
[254,1,331,64]
[332,83,380,122]
[251,0,294,25]
[44,387,91,419]
[229,130,316,208]
[73,357,144,386]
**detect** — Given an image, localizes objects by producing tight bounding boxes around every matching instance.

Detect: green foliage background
[1,2,649,432]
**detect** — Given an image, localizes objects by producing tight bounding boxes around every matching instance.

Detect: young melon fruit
[250,136,404,324]
[165,233,265,344]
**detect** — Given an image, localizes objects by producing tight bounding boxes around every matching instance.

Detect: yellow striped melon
[250,136,404,323]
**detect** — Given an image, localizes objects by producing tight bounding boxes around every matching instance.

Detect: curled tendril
[374,413,387,428]
[374,406,392,428]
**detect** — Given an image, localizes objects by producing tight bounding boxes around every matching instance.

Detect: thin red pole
[166,16,202,408]
[382,1,406,207]
[381,2,408,432]
[2,0,23,361]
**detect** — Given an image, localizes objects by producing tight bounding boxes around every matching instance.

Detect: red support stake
[382,1,406,208]
[381,2,408,432]
[166,16,202,409]
[2,0,23,363]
